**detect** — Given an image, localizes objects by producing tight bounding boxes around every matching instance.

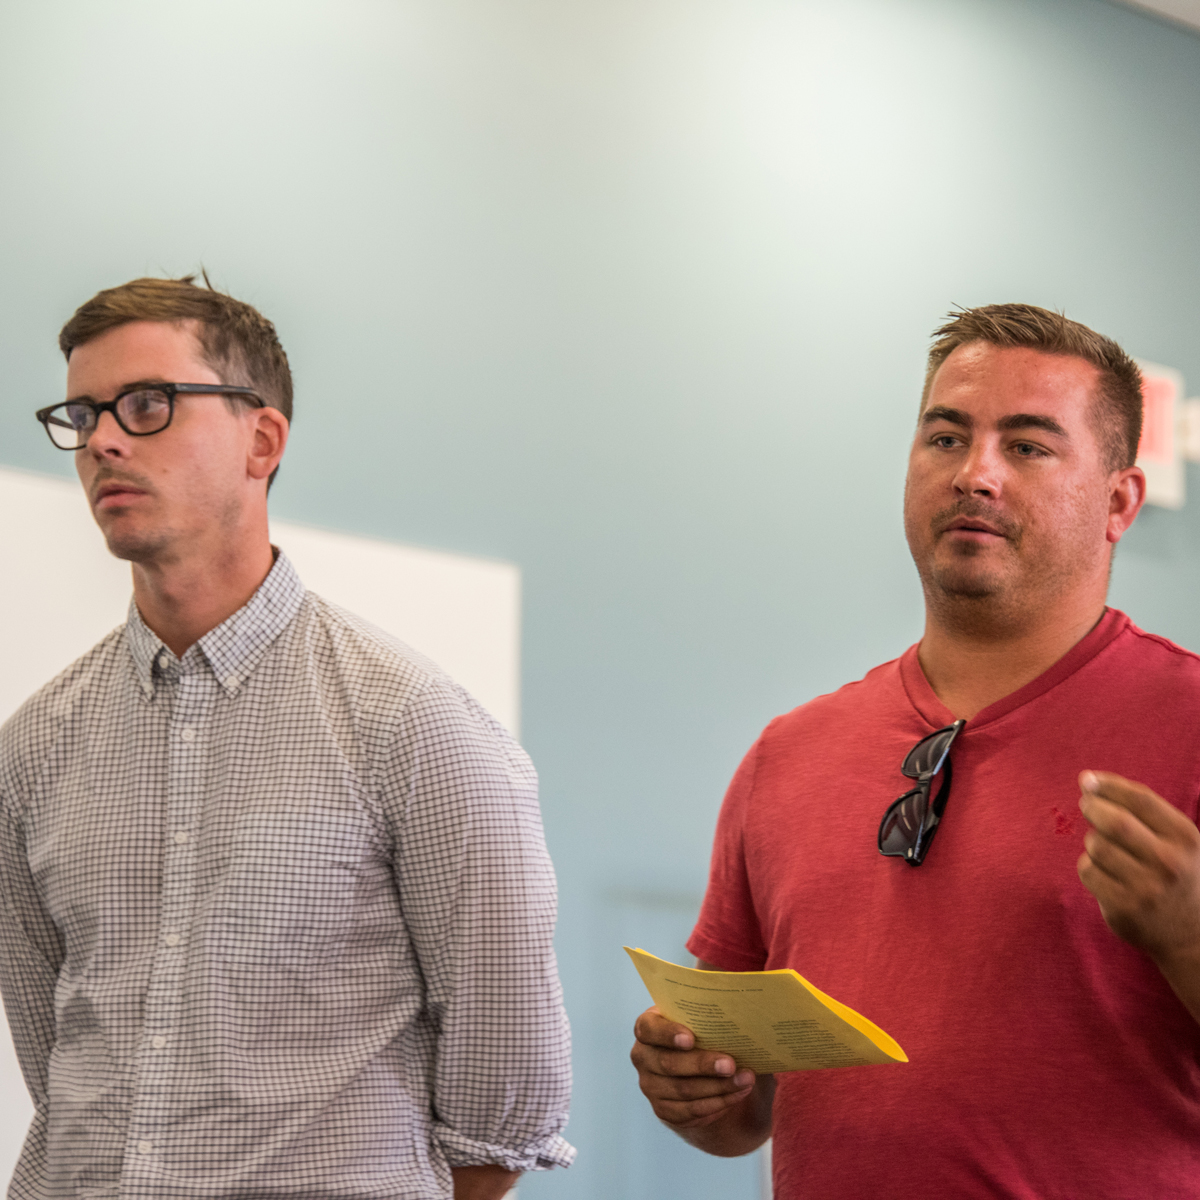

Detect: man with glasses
[631,304,1200,1197]
[1,276,573,1200]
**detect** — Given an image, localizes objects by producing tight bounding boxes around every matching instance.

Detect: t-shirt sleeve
[687,736,769,972]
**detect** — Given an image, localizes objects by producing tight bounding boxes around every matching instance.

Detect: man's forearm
[675,1075,776,1157]
[451,1165,520,1199]
[1154,947,1200,1029]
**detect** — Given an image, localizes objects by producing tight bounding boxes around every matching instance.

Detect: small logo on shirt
[1053,807,1081,837]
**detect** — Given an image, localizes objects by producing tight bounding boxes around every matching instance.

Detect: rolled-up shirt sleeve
[381,677,574,1172]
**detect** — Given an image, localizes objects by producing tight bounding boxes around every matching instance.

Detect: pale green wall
[3,1,1200,1195]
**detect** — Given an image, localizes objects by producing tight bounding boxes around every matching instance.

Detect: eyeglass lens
[44,390,173,449]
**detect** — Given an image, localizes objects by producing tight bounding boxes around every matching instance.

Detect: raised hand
[1078,769,1200,1024]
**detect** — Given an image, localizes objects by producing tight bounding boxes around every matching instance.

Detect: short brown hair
[922,304,1142,471]
[60,273,293,423]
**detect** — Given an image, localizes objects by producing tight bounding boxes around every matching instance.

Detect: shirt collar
[124,550,306,700]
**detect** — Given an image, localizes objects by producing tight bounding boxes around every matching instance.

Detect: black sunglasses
[877,719,966,866]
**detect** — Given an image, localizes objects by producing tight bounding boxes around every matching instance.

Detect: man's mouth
[93,481,150,509]
[942,516,1006,538]
[945,516,1003,535]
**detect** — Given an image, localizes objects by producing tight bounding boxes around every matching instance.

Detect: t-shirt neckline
[898,607,1130,731]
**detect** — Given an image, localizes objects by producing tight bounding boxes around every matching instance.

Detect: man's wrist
[450,1164,521,1200]
[1149,938,1200,1027]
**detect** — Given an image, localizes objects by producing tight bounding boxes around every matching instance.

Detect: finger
[1078,849,1147,941]
[1080,771,1197,842]
[1079,846,1123,904]
[1077,844,1157,918]
[640,1069,757,1104]
[651,1083,758,1128]
[1079,795,1167,867]
[630,1041,744,1080]
[633,1007,696,1050]
[1080,828,1160,887]
[1076,843,1184,946]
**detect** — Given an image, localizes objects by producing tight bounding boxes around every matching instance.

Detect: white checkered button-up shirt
[0,551,573,1199]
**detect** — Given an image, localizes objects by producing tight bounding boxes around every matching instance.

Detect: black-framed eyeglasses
[877,719,965,867]
[35,383,265,450]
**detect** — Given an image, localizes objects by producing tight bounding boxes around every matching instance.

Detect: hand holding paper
[627,948,906,1073]
[630,987,770,1147]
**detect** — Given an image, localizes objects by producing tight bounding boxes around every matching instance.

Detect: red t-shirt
[688,609,1200,1200]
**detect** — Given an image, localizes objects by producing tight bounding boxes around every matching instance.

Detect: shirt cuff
[434,1124,577,1172]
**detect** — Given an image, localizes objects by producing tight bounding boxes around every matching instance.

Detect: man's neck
[131,533,276,658]
[917,591,1107,721]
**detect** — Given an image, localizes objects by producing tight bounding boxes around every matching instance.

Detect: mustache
[89,468,156,503]
[931,500,1019,539]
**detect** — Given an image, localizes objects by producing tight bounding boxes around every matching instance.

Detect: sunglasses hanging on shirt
[877,719,966,866]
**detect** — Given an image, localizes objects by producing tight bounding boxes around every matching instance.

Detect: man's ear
[1107,465,1146,544]
[247,407,289,483]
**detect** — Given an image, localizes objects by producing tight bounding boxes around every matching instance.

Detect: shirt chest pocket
[207,803,380,973]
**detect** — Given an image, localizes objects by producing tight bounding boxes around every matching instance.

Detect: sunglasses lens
[878,787,929,857]
[903,727,956,777]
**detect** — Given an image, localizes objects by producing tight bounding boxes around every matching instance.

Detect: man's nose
[85,409,131,458]
[952,442,1003,498]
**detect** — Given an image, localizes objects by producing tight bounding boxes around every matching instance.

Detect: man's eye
[932,435,960,449]
[1013,442,1041,456]
[123,390,168,417]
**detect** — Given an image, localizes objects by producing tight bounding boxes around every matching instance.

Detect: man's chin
[928,566,1007,601]
[101,528,169,564]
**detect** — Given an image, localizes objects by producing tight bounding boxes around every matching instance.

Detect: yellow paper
[626,947,907,1073]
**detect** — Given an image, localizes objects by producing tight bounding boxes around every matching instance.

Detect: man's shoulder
[760,653,910,746]
[289,592,515,743]
[0,625,127,785]
[3,624,128,728]
[1103,614,1200,707]
[293,592,448,691]
[1117,618,1200,667]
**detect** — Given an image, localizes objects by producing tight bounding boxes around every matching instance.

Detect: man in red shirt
[631,304,1200,1198]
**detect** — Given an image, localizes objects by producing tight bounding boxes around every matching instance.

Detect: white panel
[268,519,520,735]
[0,465,520,732]
[0,466,134,725]
[0,464,520,1180]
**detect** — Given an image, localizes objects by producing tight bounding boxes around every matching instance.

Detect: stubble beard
[916,552,1007,634]
[909,501,1027,638]
[916,529,1096,642]
[926,540,1014,600]
[101,521,176,565]
[86,466,174,565]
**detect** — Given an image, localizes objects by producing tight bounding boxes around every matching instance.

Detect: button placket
[127,666,213,1184]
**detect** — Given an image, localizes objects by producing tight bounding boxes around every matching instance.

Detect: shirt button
[224,674,239,690]
[173,830,189,845]
[165,932,181,947]
[180,726,197,743]
[151,1035,167,1050]
[137,1140,154,1154]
